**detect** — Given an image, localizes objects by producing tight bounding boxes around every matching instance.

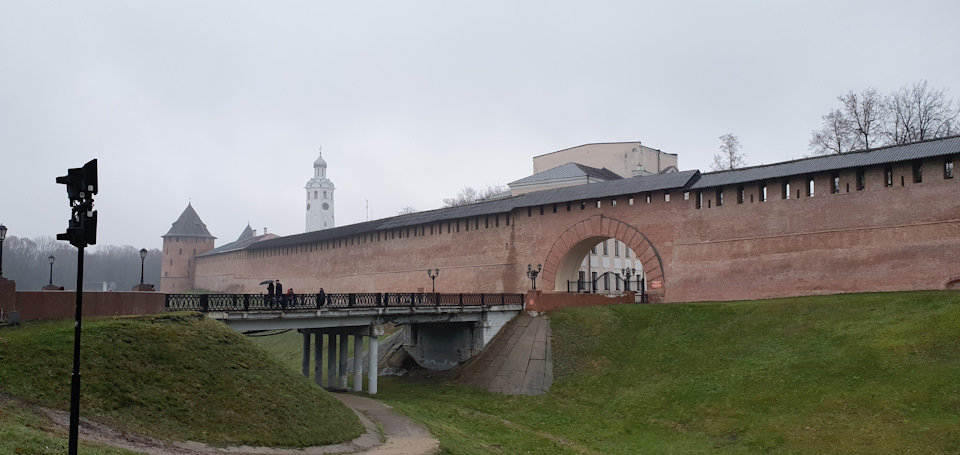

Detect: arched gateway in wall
[540,214,665,296]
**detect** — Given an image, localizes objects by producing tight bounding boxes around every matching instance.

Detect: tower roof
[236,223,255,242]
[163,203,216,239]
[314,151,327,168]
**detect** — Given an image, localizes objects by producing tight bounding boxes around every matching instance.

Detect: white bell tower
[305,147,335,232]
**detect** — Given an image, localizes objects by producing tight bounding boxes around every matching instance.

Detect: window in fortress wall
[664,192,670,202]
[945,158,954,179]
[884,166,894,187]
[856,169,865,191]
[759,183,767,202]
[807,177,815,197]
[695,191,702,209]
[831,173,840,194]
[716,188,723,206]
[737,184,745,204]
[913,160,923,183]
[782,181,790,199]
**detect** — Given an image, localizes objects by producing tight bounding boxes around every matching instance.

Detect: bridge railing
[165,292,525,312]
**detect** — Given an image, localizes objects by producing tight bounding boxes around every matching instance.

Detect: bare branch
[710,134,747,171]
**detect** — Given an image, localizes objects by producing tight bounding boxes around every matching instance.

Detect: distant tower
[160,203,216,293]
[305,147,336,232]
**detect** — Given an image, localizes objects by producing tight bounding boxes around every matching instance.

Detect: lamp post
[427,268,439,292]
[0,224,6,278]
[527,263,542,290]
[48,255,56,286]
[621,267,635,291]
[139,248,148,284]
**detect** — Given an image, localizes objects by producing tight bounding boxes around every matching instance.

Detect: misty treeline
[0,235,162,291]
[810,80,960,155]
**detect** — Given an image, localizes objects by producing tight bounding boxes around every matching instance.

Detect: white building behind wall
[577,239,646,294]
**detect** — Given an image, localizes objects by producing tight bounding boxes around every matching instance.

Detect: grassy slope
[0,398,138,455]
[0,312,363,449]
[369,291,960,454]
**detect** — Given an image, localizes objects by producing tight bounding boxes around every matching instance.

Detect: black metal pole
[431,276,435,293]
[49,262,54,286]
[0,239,4,277]
[140,257,145,284]
[68,246,84,455]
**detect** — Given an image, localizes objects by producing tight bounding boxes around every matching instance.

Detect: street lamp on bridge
[139,248,148,284]
[527,263,542,290]
[0,224,7,278]
[621,267,635,291]
[48,255,56,286]
[427,268,439,292]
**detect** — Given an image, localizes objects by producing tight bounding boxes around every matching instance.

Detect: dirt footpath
[40,393,439,455]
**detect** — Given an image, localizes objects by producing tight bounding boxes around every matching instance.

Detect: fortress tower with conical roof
[305,148,336,232]
[160,203,216,293]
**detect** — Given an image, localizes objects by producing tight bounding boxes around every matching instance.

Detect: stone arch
[540,214,665,296]
[944,276,960,290]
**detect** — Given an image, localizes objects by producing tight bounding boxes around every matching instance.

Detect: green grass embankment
[0,312,363,451]
[367,291,960,454]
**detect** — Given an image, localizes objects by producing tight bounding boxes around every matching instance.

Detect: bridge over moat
[167,292,525,394]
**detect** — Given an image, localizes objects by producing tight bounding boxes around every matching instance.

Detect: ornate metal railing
[165,292,525,312]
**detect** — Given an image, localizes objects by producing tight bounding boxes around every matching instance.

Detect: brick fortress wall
[192,155,960,303]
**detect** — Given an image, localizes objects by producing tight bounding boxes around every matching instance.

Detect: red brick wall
[0,279,15,314]
[14,291,165,321]
[526,291,658,312]
[192,156,960,303]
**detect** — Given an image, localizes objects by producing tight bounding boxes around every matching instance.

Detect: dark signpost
[55,159,98,455]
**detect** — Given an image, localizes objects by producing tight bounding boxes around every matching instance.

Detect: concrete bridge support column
[313,331,323,387]
[353,334,363,392]
[301,330,311,378]
[339,333,349,389]
[327,334,337,388]
[368,332,379,395]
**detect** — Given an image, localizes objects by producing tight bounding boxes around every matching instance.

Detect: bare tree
[809,108,857,155]
[710,134,746,171]
[840,87,885,150]
[396,206,417,215]
[886,80,959,144]
[442,184,508,207]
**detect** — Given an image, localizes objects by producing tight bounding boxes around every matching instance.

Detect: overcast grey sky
[1,0,957,250]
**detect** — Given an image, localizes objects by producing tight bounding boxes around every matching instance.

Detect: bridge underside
[197,301,522,394]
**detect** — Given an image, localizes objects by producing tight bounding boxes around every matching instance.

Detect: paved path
[334,393,439,455]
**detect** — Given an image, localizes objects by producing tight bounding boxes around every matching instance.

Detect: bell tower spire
[305,146,335,232]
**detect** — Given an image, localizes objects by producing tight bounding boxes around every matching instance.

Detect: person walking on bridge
[275,280,283,309]
[267,280,275,308]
